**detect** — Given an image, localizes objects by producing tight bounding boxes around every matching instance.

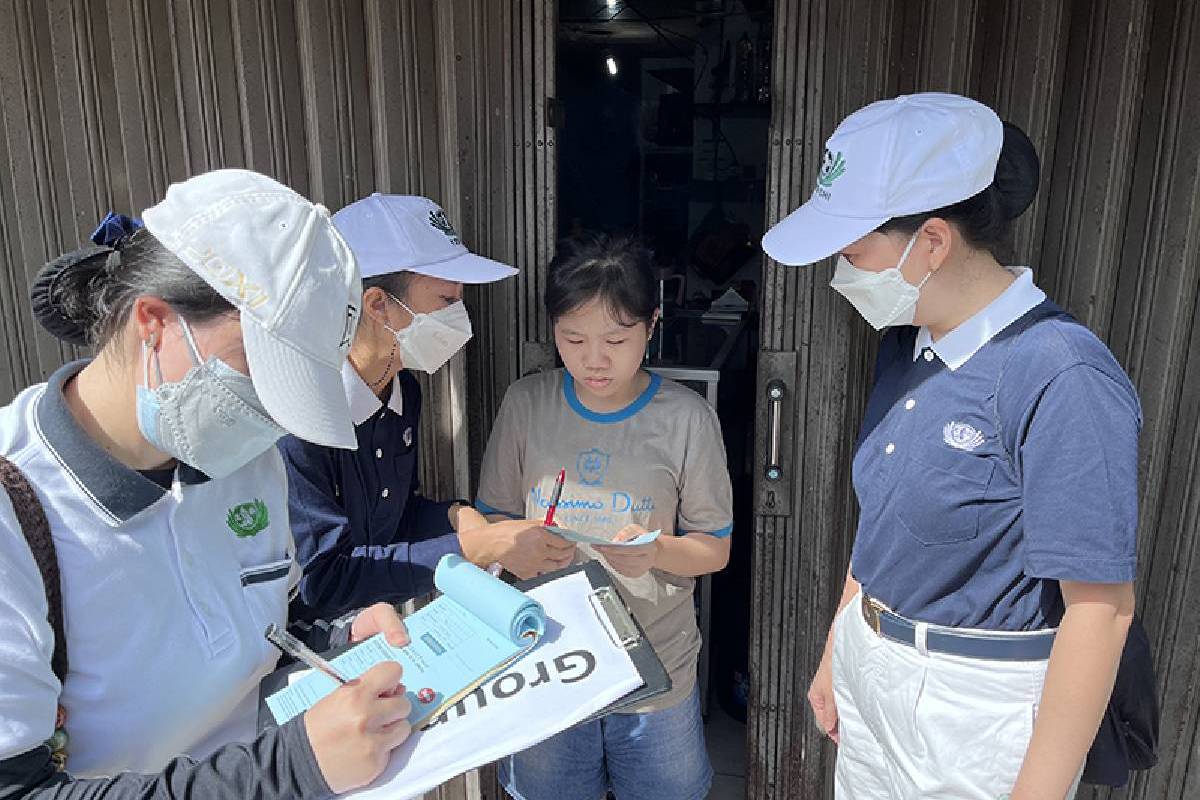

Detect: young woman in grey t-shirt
[477,234,734,800]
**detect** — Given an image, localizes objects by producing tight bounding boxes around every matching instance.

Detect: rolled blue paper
[434,554,545,642]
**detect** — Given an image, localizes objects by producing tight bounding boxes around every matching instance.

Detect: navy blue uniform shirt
[851,269,1142,631]
[278,364,460,621]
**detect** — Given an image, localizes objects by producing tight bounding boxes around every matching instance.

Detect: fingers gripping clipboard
[515,560,671,720]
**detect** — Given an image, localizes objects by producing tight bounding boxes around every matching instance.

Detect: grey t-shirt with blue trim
[477,369,733,713]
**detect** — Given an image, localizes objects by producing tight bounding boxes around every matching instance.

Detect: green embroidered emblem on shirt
[227,499,269,538]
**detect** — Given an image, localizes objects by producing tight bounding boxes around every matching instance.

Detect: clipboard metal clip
[588,586,640,651]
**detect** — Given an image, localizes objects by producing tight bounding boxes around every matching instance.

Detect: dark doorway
[557,2,775,794]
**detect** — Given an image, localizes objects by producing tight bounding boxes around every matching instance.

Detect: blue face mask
[136,318,285,479]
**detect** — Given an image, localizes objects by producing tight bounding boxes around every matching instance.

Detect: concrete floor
[705,702,747,799]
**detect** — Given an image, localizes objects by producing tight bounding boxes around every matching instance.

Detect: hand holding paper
[548,524,661,548]
[267,555,544,729]
[343,569,646,800]
[594,524,662,578]
[349,602,411,647]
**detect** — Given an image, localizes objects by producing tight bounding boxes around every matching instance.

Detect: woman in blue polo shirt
[763,94,1140,799]
[0,171,413,798]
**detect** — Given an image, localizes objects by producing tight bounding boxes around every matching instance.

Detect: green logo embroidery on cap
[817,149,847,188]
[428,210,462,245]
[227,499,269,538]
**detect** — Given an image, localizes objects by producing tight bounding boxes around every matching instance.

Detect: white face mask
[135,318,285,479]
[829,233,932,330]
[384,294,473,374]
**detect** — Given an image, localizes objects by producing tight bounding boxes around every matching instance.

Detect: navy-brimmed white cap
[333,194,518,283]
[762,93,1004,266]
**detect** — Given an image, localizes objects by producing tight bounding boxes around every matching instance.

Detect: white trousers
[832,593,1081,800]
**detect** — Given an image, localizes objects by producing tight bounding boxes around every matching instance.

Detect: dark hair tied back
[29,245,113,346]
[29,212,232,349]
[992,122,1040,221]
[879,120,1041,252]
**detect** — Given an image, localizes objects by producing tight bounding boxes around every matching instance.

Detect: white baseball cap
[762,93,1004,266]
[332,194,518,283]
[142,169,361,449]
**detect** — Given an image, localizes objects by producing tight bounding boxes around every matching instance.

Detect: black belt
[861,594,1056,661]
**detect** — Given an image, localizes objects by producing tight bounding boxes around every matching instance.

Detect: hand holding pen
[265,623,349,684]
[265,622,413,793]
[460,470,573,580]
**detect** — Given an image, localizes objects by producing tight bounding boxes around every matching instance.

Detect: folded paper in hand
[547,525,661,547]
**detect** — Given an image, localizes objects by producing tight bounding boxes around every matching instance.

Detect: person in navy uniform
[763,94,1141,800]
[279,194,573,624]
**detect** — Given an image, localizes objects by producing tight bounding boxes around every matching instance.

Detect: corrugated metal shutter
[0,2,557,798]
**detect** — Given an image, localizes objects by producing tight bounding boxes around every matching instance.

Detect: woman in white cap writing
[0,170,412,798]
[763,93,1141,799]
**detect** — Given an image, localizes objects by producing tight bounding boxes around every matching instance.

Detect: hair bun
[29,245,111,345]
[994,121,1041,220]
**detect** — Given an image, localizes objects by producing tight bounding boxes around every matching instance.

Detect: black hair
[877,121,1041,252]
[29,228,232,349]
[545,234,657,327]
[362,270,417,302]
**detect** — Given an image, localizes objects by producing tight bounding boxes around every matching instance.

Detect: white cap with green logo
[332,194,518,284]
[762,92,1004,267]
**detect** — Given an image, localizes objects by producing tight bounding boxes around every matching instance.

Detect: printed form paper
[346,571,642,799]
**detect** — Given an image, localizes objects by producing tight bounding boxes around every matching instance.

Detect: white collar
[913,268,1046,370]
[342,359,404,426]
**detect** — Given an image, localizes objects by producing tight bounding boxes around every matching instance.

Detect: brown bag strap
[0,455,68,682]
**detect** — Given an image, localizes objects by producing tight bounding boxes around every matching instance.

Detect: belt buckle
[861,594,882,636]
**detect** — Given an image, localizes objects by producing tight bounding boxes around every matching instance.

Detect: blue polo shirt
[851,269,1142,631]
[278,363,459,622]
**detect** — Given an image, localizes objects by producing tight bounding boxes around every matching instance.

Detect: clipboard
[515,560,671,720]
[257,560,671,731]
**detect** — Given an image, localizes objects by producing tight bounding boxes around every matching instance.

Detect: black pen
[264,623,349,685]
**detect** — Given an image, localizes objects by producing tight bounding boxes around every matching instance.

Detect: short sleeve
[0,492,60,760]
[1018,364,1141,583]
[677,404,734,537]
[475,388,530,519]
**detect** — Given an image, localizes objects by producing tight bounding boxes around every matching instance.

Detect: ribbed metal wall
[0,0,472,500]
[9,1,1196,799]
[455,0,559,494]
[750,1,1200,799]
[0,2,555,798]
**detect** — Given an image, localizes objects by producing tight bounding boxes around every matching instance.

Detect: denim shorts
[500,685,712,800]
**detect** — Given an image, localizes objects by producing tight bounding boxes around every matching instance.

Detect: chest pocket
[895,444,996,546]
[238,556,293,661]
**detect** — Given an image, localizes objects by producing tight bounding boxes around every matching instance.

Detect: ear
[360,286,394,327]
[922,218,954,272]
[131,296,175,349]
